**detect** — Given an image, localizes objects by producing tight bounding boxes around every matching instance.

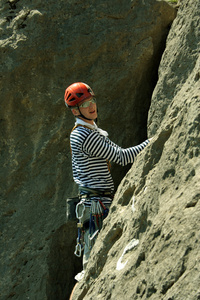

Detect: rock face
[72,0,200,299]
[2,0,199,299]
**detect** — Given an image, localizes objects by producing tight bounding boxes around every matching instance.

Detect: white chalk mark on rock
[131,196,136,213]
[116,239,139,271]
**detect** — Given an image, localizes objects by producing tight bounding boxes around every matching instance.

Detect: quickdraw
[74,197,110,257]
[98,199,109,218]
[74,226,84,257]
[74,201,86,257]
[89,212,95,236]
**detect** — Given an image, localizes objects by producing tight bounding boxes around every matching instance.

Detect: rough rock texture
[73,0,200,299]
[0,0,183,299]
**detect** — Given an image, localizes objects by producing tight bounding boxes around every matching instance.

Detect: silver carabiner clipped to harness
[76,200,86,220]
[74,238,82,257]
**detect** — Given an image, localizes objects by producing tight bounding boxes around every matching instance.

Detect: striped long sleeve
[70,126,149,192]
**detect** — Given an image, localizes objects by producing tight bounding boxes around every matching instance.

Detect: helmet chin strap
[77,106,98,123]
[77,106,93,121]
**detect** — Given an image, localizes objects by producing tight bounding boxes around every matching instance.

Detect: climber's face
[72,97,98,123]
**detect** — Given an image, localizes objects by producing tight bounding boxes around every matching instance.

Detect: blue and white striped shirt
[70,120,149,195]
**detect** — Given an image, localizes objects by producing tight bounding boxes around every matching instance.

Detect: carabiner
[75,200,86,219]
[74,243,82,257]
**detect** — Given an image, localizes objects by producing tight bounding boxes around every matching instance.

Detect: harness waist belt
[79,186,113,198]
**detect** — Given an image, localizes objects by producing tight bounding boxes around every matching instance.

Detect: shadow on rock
[46,222,82,300]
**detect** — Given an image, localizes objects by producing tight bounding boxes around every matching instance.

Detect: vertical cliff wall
[0,0,178,299]
[73,0,200,299]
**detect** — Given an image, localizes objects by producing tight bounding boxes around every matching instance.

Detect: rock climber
[64,82,151,292]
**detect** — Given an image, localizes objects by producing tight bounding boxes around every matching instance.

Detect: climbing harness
[74,188,111,257]
[79,186,113,199]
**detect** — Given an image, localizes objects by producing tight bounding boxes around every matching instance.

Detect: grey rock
[0,0,184,299]
[72,0,200,299]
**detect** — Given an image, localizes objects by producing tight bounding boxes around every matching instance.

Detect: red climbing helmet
[64,82,95,107]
